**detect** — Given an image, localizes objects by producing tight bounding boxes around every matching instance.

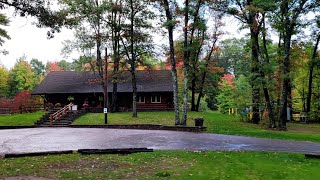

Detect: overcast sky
[0,8,76,69]
[0,8,247,70]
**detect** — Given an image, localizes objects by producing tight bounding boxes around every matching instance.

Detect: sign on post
[104,108,108,114]
[287,107,291,121]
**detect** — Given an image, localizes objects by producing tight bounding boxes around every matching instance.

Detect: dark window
[151,95,161,103]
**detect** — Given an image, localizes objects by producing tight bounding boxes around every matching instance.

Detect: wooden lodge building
[31,70,174,111]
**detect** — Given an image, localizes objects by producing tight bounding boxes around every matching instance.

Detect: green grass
[205,112,320,142]
[0,111,44,126]
[73,111,200,126]
[73,111,320,143]
[203,111,320,143]
[0,151,319,179]
[1,110,319,143]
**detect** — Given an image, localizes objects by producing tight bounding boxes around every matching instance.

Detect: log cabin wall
[32,71,175,112]
[45,92,174,112]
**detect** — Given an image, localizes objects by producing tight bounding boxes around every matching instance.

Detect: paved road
[0,128,320,155]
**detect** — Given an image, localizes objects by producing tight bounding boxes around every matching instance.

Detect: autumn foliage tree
[46,61,64,73]
[0,64,9,97]
[216,74,236,113]
[7,59,38,97]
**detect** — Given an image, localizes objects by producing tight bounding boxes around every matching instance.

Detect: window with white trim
[137,95,145,103]
[151,95,161,103]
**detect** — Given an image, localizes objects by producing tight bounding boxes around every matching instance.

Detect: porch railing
[50,103,74,127]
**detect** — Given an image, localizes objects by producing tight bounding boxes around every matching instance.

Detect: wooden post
[50,114,53,127]
[104,48,108,124]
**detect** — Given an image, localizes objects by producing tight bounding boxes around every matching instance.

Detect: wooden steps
[35,110,86,127]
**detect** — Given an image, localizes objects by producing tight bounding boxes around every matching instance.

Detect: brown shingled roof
[31,70,173,95]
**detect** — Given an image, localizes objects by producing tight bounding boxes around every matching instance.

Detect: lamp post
[104,48,108,124]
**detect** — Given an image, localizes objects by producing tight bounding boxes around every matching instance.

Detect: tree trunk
[191,76,196,111]
[250,29,261,124]
[131,70,137,117]
[307,65,314,113]
[279,0,292,130]
[162,0,180,125]
[111,32,120,113]
[111,70,118,112]
[181,0,189,126]
[191,31,205,111]
[188,0,202,112]
[279,0,308,130]
[307,34,320,113]
[196,71,206,111]
[263,87,276,127]
[279,31,292,130]
[195,33,218,111]
[96,33,103,80]
[94,0,103,81]
[288,86,293,120]
[261,14,276,128]
[245,0,262,124]
[130,0,137,118]
[276,32,283,117]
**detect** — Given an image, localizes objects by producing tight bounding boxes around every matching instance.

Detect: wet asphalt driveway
[0,128,320,155]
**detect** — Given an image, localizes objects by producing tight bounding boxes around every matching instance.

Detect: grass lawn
[0,111,44,126]
[73,111,320,143]
[0,151,319,179]
[204,111,320,143]
[73,112,199,126]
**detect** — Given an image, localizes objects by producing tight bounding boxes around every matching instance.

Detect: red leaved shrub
[0,90,42,114]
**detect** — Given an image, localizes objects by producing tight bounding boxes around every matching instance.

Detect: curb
[0,125,206,132]
[4,150,74,158]
[69,124,207,132]
[2,148,154,158]
[2,150,319,159]
[0,126,36,130]
[305,153,320,159]
[78,148,153,155]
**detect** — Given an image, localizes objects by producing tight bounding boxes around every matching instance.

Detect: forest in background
[0,0,319,129]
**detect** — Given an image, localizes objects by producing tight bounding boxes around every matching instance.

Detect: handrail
[50,103,74,127]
